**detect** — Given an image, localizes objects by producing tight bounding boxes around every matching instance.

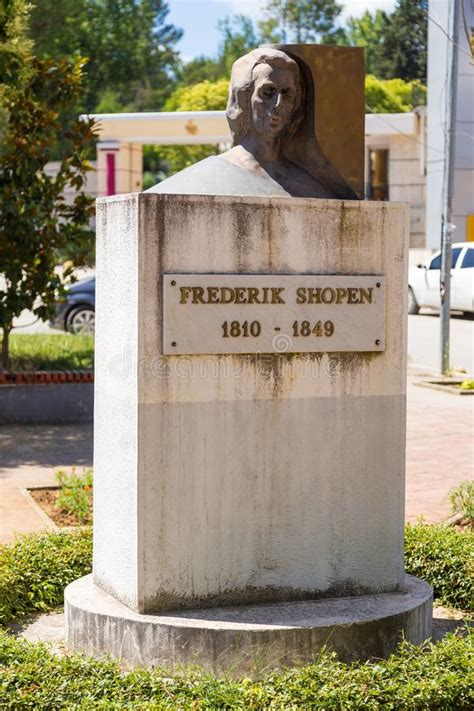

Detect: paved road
[408,310,474,375]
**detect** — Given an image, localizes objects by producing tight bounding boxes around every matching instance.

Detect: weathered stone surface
[65,573,432,676]
[93,194,410,613]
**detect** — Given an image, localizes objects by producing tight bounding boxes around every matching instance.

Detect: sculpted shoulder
[145,155,291,197]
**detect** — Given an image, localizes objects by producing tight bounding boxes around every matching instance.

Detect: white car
[408,242,474,314]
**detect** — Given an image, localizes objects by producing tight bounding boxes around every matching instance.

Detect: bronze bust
[222,48,336,198]
[148,47,357,200]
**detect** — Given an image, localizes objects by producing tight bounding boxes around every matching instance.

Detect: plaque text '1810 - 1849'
[163,274,385,355]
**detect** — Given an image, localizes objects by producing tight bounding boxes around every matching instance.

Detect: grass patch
[8,333,94,371]
[405,523,473,610]
[0,528,92,624]
[0,630,472,708]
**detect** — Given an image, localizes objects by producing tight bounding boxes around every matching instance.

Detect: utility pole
[440,0,460,374]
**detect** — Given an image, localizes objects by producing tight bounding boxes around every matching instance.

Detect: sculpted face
[250,63,298,139]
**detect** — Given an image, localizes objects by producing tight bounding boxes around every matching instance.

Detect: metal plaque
[163,274,385,355]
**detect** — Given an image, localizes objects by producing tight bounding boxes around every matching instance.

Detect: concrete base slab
[65,574,432,676]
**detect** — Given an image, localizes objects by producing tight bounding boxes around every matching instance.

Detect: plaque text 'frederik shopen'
[163,274,386,355]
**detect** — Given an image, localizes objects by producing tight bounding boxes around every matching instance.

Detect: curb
[0,370,94,385]
[414,380,474,396]
[19,487,59,531]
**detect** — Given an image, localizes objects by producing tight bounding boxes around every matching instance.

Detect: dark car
[50,276,95,333]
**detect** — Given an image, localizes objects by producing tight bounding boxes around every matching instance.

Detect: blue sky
[167,0,397,62]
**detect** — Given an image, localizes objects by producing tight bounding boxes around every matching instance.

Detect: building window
[368,149,389,201]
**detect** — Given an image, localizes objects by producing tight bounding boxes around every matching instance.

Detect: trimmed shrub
[405,523,473,610]
[0,523,471,626]
[0,528,92,624]
[0,630,472,708]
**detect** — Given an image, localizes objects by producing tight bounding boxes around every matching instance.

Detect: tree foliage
[263,0,344,44]
[163,79,229,113]
[365,75,427,113]
[29,0,183,111]
[177,0,427,95]
[0,1,96,369]
[372,0,428,82]
[342,10,386,76]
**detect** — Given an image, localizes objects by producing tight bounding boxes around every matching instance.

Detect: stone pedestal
[66,193,432,670]
[65,574,432,676]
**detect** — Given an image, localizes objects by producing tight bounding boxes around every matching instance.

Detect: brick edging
[0,370,94,385]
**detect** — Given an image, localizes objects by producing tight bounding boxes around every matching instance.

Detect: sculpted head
[226,48,304,145]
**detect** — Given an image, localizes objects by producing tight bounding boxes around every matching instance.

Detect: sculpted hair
[226,48,305,145]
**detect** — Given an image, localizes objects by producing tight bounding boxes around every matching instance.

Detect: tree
[0,2,96,369]
[373,0,428,82]
[29,0,183,111]
[342,10,387,76]
[176,55,224,87]
[263,0,344,44]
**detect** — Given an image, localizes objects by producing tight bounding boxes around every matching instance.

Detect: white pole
[440,0,460,375]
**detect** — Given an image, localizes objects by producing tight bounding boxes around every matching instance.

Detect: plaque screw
[376,282,381,288]
[171,280,176,286]
[171,341,177,347]
[375,339,381,346]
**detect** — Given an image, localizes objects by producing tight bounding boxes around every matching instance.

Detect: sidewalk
[405,370,473,523]
[1,373,472,543]
[0,425,92,543]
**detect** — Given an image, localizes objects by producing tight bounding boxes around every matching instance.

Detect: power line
[365,104,445,155]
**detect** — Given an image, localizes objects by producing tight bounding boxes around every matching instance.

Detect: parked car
[50,276,95,333]
[408,242,474,315]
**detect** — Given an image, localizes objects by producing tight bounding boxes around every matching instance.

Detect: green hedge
[0,523,472,626]
[405,523,473,610]
[0,528,92,624]
[0,524,472,707]
[0,630,472,709]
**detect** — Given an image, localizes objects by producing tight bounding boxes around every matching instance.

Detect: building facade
[426,0,474,250]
